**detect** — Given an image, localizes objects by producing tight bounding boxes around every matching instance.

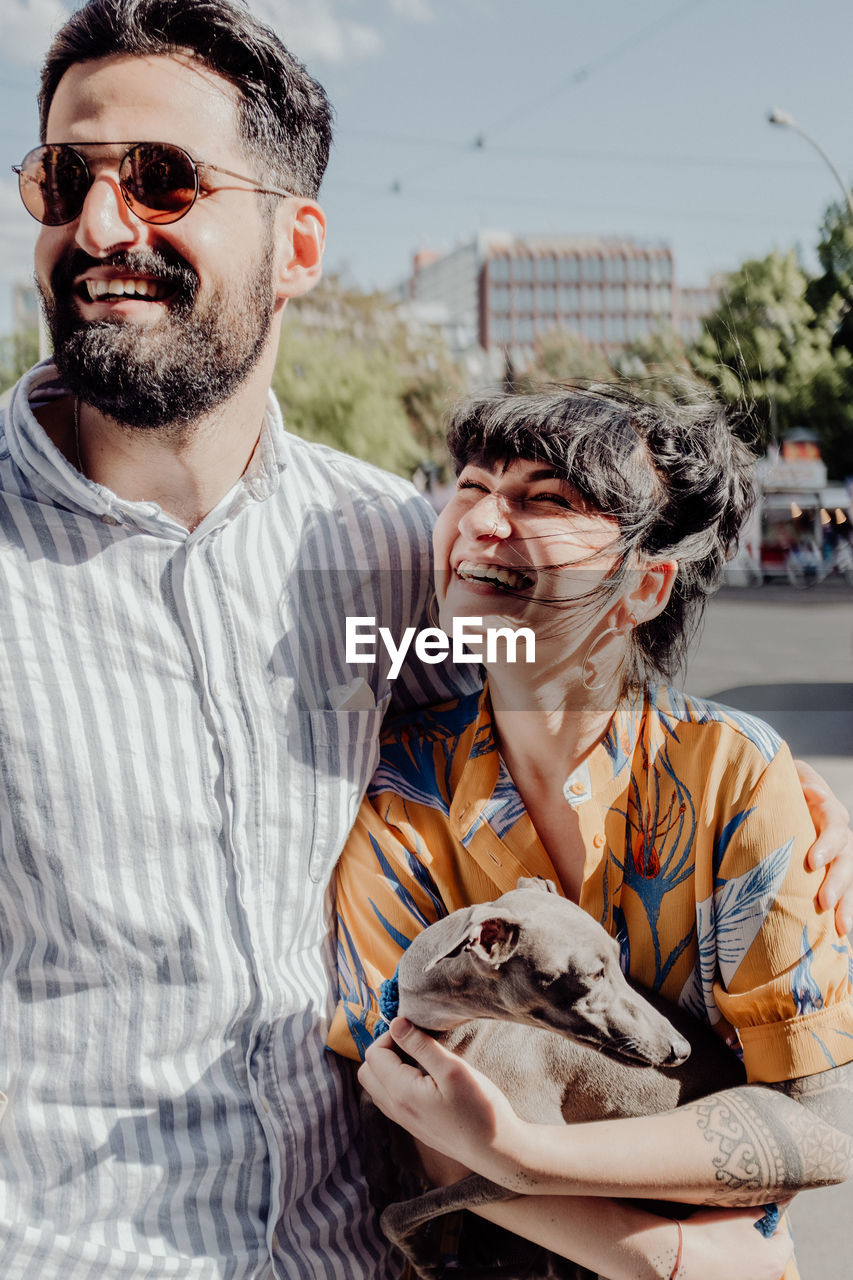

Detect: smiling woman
[330,383,853,1280]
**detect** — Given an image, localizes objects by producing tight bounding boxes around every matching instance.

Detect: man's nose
[459,493,512,540]
[73,173,144,258]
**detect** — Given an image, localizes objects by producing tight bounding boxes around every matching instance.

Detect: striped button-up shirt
[0,361,462,1278]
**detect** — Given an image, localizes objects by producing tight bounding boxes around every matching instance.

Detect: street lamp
[767,108,853,220]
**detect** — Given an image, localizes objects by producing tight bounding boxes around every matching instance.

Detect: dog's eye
[587,966,606,983]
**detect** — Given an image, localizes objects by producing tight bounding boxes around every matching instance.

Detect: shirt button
[569,781,585,795]
[259,1094,271,1114]
[272,1231,281,1251]
[593,832,606,848]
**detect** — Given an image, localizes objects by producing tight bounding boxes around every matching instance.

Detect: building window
[650,257,673,284]
[537,284,557,312]
[516,315,535,342]
[582,315,603,341]
[490,285,510,313]
[651,286,672,314]
[604,256,626,283]
[558,284,580,313]
[536,256,557,283]
[490,256,510,283]
[490,317,511,344]
[628,257,651,283]
[605,285,626,309]
[535,314,558,337]
[558,256,580,283]
[605,314,627,343]
[581,256,603,283]
[513,284,534,311]
[514,256,534,283]
[581,284,603,310]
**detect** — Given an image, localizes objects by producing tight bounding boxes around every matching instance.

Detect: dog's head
[397,880,690,1068]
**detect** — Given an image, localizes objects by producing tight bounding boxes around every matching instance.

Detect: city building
[400,232,720,366]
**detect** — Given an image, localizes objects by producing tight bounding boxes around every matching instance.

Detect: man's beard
[39,242,276,432]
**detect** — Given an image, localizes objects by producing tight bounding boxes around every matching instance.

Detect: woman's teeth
[84,278,165,300]
[456,560,533,591]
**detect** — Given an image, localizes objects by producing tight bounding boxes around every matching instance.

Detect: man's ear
[622,559,678,626]
[274,200,326,300]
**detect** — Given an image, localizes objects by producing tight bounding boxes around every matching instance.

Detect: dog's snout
[664,1034,691,1067]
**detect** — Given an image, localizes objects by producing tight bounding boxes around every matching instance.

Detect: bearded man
[0,2,461,1275]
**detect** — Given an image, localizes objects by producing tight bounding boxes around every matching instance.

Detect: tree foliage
[517,327,612,389]
[0,328,40,395]
[273,277,464,477]
[691,250,850,470]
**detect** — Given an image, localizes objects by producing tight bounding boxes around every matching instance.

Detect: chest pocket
[307,694,391,883]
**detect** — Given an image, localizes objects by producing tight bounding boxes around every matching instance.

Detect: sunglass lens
[122,143,197,223]
[19,146,90,226]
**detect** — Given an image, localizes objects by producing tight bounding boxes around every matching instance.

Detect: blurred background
[2,2,851,1274]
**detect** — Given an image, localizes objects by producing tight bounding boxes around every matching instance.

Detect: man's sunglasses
[13,141,295,227]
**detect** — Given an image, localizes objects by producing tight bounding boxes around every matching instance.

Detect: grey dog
[366,878,745,1280]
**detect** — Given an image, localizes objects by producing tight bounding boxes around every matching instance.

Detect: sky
[2,0,853,335]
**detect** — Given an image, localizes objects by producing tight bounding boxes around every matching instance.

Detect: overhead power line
[387,0,710,193]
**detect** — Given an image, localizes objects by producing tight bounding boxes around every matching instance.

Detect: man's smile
[81,276,170,301]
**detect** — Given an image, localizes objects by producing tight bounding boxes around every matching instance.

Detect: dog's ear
[423,913,520,971]
[465,917,520,967]
[516,876,560,896]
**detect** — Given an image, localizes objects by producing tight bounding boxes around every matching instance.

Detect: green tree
[692,250,839,453]
[517,327,613,389]
[0,327,40,394]
[615,326,710,404]
[273,325,421,476]
[273,277,465,476]
[807,199,853,355]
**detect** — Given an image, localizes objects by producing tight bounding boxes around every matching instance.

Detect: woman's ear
[622,560,678,626]
[274,200,326,301]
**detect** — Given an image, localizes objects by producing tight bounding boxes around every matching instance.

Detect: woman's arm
[473,1198,792,1280]
[412,1139,793,1280]
[361,1021,853,1205]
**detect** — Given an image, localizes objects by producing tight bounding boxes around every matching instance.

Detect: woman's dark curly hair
[445,383,757,685]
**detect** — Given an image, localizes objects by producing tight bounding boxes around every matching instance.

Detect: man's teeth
[456,560,532,590]
[84,278,165,301]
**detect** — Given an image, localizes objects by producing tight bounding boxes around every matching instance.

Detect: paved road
[680,577,853,1279]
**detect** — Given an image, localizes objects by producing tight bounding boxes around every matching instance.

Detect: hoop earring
[580,621,634,693]
[427,591,441,629]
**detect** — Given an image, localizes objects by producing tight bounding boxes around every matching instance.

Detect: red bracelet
[669,1220,684,1280]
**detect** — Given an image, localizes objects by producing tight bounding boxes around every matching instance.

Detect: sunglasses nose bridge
[72,164,148,254]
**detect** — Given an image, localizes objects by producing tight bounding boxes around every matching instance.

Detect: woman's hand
[796,759,853,935]
[677,1206,793,1280]
[358,1018,526,1186]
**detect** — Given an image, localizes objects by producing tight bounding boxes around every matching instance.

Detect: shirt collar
[452,681,646,833]
[4,360,289,537]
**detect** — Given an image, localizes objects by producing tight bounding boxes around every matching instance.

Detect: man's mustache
[50,248,200,311]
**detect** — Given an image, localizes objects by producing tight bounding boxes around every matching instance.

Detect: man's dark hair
[39,0,333,198]
[446,384,757,685]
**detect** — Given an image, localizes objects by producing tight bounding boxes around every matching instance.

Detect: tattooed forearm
[690,1067,853,1204]
[775,1057,853,1135]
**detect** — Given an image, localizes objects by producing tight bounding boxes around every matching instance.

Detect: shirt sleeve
[710,742,853,1083]
[328,791,449,1061]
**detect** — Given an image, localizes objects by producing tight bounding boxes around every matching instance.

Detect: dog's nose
[664,1034,691,1066]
